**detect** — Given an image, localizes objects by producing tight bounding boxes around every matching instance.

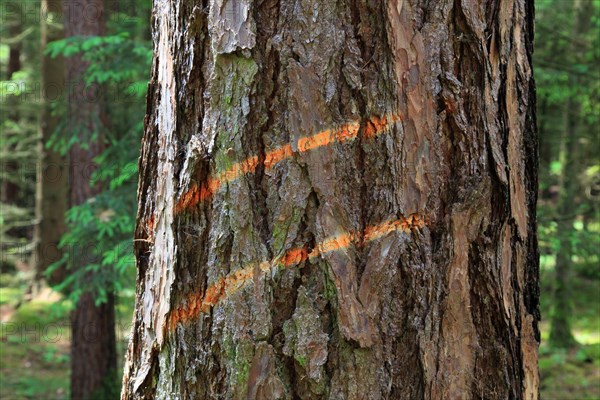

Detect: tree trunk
[33,0,69,286]
[123,1,539,399]
[71,291,118,399]
[548,94,578,349]
[1,15,21,207]
[63,0,117,398]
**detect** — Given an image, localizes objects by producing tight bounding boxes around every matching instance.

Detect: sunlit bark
[123,1,539,399]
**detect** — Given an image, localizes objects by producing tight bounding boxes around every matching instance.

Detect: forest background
[0,0,598,398]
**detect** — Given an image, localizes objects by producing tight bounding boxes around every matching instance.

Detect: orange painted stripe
[167,212,423,331]
[281,247,310,267]
[241,155,262,174]
[171,112,401,216]
[264,144,293,170]
[336,121,361,142]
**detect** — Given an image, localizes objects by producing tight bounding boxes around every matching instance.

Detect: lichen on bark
[122,1,539,399]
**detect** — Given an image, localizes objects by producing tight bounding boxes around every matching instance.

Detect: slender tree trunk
[1,17,21,206]
[33,0,69,286]
[548,96,578,349]
[123,1,539,399]
[63,0,117,398]
[71,291,118,399]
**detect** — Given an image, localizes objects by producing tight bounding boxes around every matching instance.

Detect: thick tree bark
[33,0,69,286]
[64,0,117,398]
[123,1,539,399]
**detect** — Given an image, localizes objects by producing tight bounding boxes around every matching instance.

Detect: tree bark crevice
[122,1,539,399]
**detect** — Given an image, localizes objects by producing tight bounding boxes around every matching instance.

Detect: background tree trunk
[33,0,69,286]
[123,1,539,399]
[1,18,21,206]
[63,0,117,398]
[548,93,578,349]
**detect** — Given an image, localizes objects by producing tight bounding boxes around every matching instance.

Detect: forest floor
[538,263,600,400]
[0,266,598,399]
[0,269,134,400]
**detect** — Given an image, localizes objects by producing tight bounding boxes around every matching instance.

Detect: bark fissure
[123,1,539,399]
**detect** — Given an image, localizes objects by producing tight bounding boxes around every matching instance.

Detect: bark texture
[123,1,539,399]
[64,0,117,398]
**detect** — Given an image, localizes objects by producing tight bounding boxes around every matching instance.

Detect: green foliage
[45,21,151,306]
[46,33,151,85]
[0,25,40,266]
[0,294,71,399]
[536,0,600,350]
[535,0,600,394]
[539,342,600,399]
[1,1,147,397]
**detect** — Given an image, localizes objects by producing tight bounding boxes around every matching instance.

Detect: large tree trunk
[33,0,69,286]
[123,1,539,399]
[64,0,117,398]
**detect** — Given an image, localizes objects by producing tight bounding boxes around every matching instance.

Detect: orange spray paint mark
[336,121,361,142]
[241,155,262,174]
[363,113,402,139]
[264,144,293,170]
[167,212,425,331]
[142,215,155,241]
[281,247,310,267]
[173,113,401,214]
